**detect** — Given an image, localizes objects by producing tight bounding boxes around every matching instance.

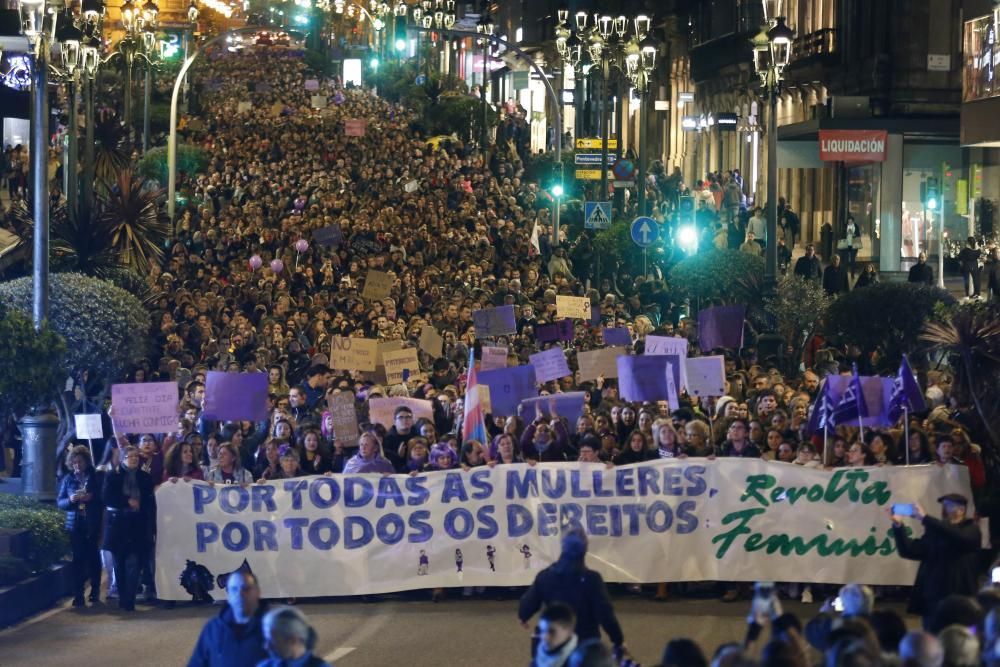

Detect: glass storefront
[845,163,881,261]
[901,143,964,264]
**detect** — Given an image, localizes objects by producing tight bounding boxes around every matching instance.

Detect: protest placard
[310,95,327,109]
[418,325,444,357]
[617,356,679,404]
[345,119,367,136]
[556,295,592,320]
[645,335,689,388]
[479,365,537,415]
[577,348,626,380]
[203,372,269,421]
[304,78,320,91]
[326,391,360,446]
[403,179,419,193]
[155,460,973,600]
[74,414,104,440]
[529,347,572,383]
[330,336,378,372]
[375,340,404,365]
[368,397,434,427]
[602,327,632,347]
[520,392,585,425]
[362,270,393,301]
[270,102,284,117]
[313,224,343,247]
[472,305,517,337]
[382,347,420,385]
[685,356,726,397]
[236,100,252,113]
[111,381,178,434]
[535,320,574,343]
[480,345,508,371]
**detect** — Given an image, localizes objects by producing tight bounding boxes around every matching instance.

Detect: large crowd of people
[3,40,999,667]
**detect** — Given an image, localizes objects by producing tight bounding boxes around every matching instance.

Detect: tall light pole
[475,12,494,149]
[141,0,159,153]
[627,32,657,217]
[751,1,794,293]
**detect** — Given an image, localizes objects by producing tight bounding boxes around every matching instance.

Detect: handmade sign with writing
[111,382,178,434]
[472,305,517,337]
[419,326,444,357]
[368,397,434,428]
[326,392,360,447]
[313,224,344,247]
[617,356,678,404]
[535,320,574,343]
[304,78,320,91]
[645,336,689,389]
[577,348,627,380]
[74,414,104,440]
[375,340,404,366]
[556,296,592,320]
[362,270,393,301]
[382,348,420,385]
[330,336,378,372]
[685,356,726,397]
[203,372,269,422]
[529,347,572,383]
[478,366,537,416]
[480,346,509,371]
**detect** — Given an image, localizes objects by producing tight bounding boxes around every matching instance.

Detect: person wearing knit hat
[259,605,331,667]
[714,396,736,419]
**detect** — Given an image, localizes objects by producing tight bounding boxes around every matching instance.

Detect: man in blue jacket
[188,570,269,667]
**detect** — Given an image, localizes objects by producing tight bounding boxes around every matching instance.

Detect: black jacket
[101,466,157,556]
[56,470,103,539]
[793,255,822,281]
[908,262,934,286]
[519,557,624,646]
[823,265,850,295]
[892,515,981,615]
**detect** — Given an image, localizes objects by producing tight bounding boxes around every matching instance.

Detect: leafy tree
[668,249,765,305]
[136,143,209,186]
[825,282,952,372]
[0,303,66,416]
[764,274,833,368]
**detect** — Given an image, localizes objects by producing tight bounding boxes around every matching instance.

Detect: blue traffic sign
[574,153,612,165]
[584,201,612,230]
[630,216,659,247]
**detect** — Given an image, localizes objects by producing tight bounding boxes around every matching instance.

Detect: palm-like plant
[921,303,1000,473]
[97,169,169,275]
[94,114,131,190]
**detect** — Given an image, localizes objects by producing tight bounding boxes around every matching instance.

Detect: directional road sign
[575,169,604,181]
[575,137,619,150]
[574,153,612,165]
[630,216,659,248]
[584,201,612,230]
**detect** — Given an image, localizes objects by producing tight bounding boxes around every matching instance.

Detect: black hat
[938,493,969,505]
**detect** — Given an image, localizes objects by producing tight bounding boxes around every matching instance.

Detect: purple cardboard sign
[519,392,586,425]
[535,319,574,343]
[478,365,537,416]
[529,347,572,383]
[313,224,343,247]
[616,356,680,404]
[304,78,320,91]
[602,327,632,347]
[698,304,746,351]
[472,305,517,337]
[111,381,178,434]
[203,371,269,422]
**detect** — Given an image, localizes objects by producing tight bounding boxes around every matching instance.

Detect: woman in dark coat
[57,445,104,606]
[889,494,982,627]
[102,445,156,611]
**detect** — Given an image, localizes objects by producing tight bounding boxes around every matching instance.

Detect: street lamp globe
[83,36,100,77]
[556,4,568,25]
[444,13,455,28]
[574,10,587,31]
[395,38,406,51]
[187,0,198,21]
[767,17,795,71]
[56,12,84,73]
[634,14,651,40]
[598,14,612,38]
[82,0,104,22]
[142,0,158,27]
[121,0,137,32]
[640,35,657,72]
[762,0,784,25]
[18,0,47,46]
[421,14,432,28]
[750,25,771,83]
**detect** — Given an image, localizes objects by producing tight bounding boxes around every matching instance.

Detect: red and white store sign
[818,130,888,162]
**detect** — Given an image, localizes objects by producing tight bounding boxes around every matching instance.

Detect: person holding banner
[890,495,982,626]
[205,444,254,485]
[343,433,394,474]
[102,446,156,612]
[57,445,104,607]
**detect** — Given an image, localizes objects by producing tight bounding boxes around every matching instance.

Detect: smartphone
[752,582,776,617]
[892,503,915,517]
[833,596,844,612]
[992,567,1000,584]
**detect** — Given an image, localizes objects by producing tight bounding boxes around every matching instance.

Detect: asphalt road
[0,588,915,667]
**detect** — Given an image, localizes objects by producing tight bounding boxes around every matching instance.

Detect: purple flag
[203,371,269,421]
[617,356,676,403]
[536,320,574,343]
[472,305,517,336]
[519,392,586,425]
[805,376,844,435]
[478,365,537,416]
[602,327,632,347]
[830,364,868,426]
[697,305,746,351]
[888,355,926,422]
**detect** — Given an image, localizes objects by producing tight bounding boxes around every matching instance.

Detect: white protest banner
[330,336,378,372]
[111,382,178,434]
[480,345,508,371]
[362,270,393,301]
[419,326,444,357]
[368,397,434,428]
[74,414,104,440]
[529,347,572,383]
[556,295,592,320]
[685,356,726,397]
[577,348,626,380]
[155,460,971,600]
[645,335,690,388]
[382,348,420,385]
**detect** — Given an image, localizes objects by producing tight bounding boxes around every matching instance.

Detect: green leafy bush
[0,273,150,380]
[826,282,953,372]
[0,304,66,415]
[765,274,833,365]
[669,249,765,304]
[0,555,31,586]
[0,500,69,572]
[137,143,209,185]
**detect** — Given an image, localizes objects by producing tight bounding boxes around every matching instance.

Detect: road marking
[324,646,357,662]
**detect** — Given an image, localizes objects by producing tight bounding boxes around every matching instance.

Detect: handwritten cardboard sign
[535,320,574,343]
[645,335,689,389]
[326,391,360,446]
[375,340,404,366]
[330,336,378,372]
[529,347,572,383]
[419,325,444,357]
[556,295,592,320]
[472,305,517,337]
[480,345,508,371]
[368,397,434,428]
[74,414,104,440]
[111,381,178,434]
[382,347,420,385]
[684,355,726,397]
[478,366,537,416]
[577,348,627,380]
[362,270,393,301]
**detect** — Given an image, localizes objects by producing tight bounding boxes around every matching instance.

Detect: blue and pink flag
[462,348,489,445]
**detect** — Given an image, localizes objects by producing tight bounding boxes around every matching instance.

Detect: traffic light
[394,17,407,53]
[369,56,379,69]
[925,177,939,211]
[678,195,695,226]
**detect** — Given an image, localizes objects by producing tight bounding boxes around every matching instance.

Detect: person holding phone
[889,494,982,627]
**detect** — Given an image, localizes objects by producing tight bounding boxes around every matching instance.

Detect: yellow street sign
[575,169,604,180]
[575,137,618,150]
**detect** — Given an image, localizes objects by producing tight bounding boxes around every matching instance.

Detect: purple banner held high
[203,371,269,422]
[698,305,746,351]
[617,356,675,403]
[602,327,632,347]
[535,320,574,343]
[478,365,537,416]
